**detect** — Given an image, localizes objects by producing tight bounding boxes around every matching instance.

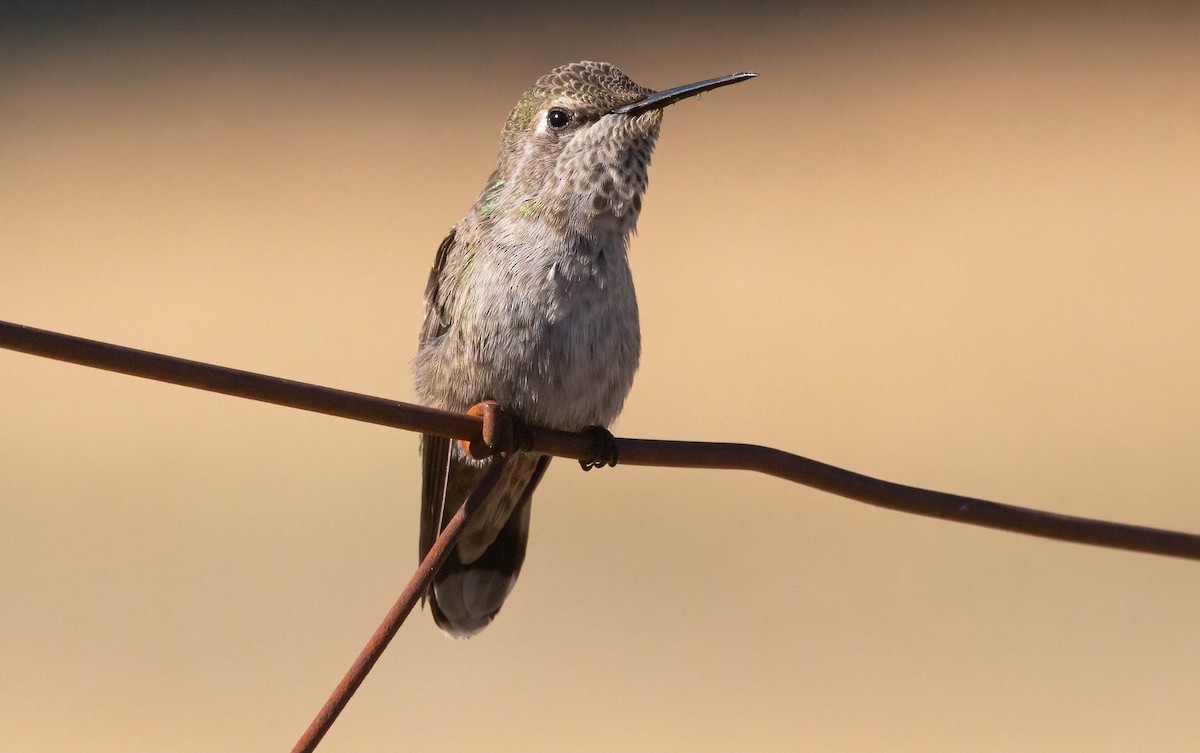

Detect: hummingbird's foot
[579,426,619,471]
[461,400,533,460]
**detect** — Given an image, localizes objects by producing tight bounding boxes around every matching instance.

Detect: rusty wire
[3,319,1198,560]
[290,455,509,753]
[3,317,1200,751]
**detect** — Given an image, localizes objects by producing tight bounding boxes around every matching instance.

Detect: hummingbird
[413,61,756,637]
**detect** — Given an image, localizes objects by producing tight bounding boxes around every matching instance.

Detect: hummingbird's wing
[420,228,456,343]
[418,433,452,563]
[417,228,457,573]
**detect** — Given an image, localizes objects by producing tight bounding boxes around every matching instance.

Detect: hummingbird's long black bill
[610,71,758,116]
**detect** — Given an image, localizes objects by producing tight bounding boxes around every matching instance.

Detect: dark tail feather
[429,487,531,637]
[426,454,550,638]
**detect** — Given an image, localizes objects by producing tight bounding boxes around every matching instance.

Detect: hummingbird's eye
[546,108,572,130]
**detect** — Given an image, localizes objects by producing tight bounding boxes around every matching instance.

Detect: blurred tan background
[2,2,1198,751]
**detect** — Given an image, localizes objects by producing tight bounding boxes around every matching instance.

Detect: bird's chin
[619,112,664,140]
[567,198,642,241]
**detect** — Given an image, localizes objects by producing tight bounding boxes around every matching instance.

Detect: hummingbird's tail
[420,435,550,638]
[428,489,532,637]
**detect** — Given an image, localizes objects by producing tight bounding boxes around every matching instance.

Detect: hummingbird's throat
[558,125,659,234]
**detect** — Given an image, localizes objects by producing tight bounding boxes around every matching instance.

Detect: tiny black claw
[579,425,619,471]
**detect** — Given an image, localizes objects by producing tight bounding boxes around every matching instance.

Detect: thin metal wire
[2,319,1198,561]
[5,318,1200,752]
[289,455,508,753]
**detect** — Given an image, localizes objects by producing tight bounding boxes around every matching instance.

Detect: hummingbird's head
[490,61,659,238]
[481,62,756,240]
